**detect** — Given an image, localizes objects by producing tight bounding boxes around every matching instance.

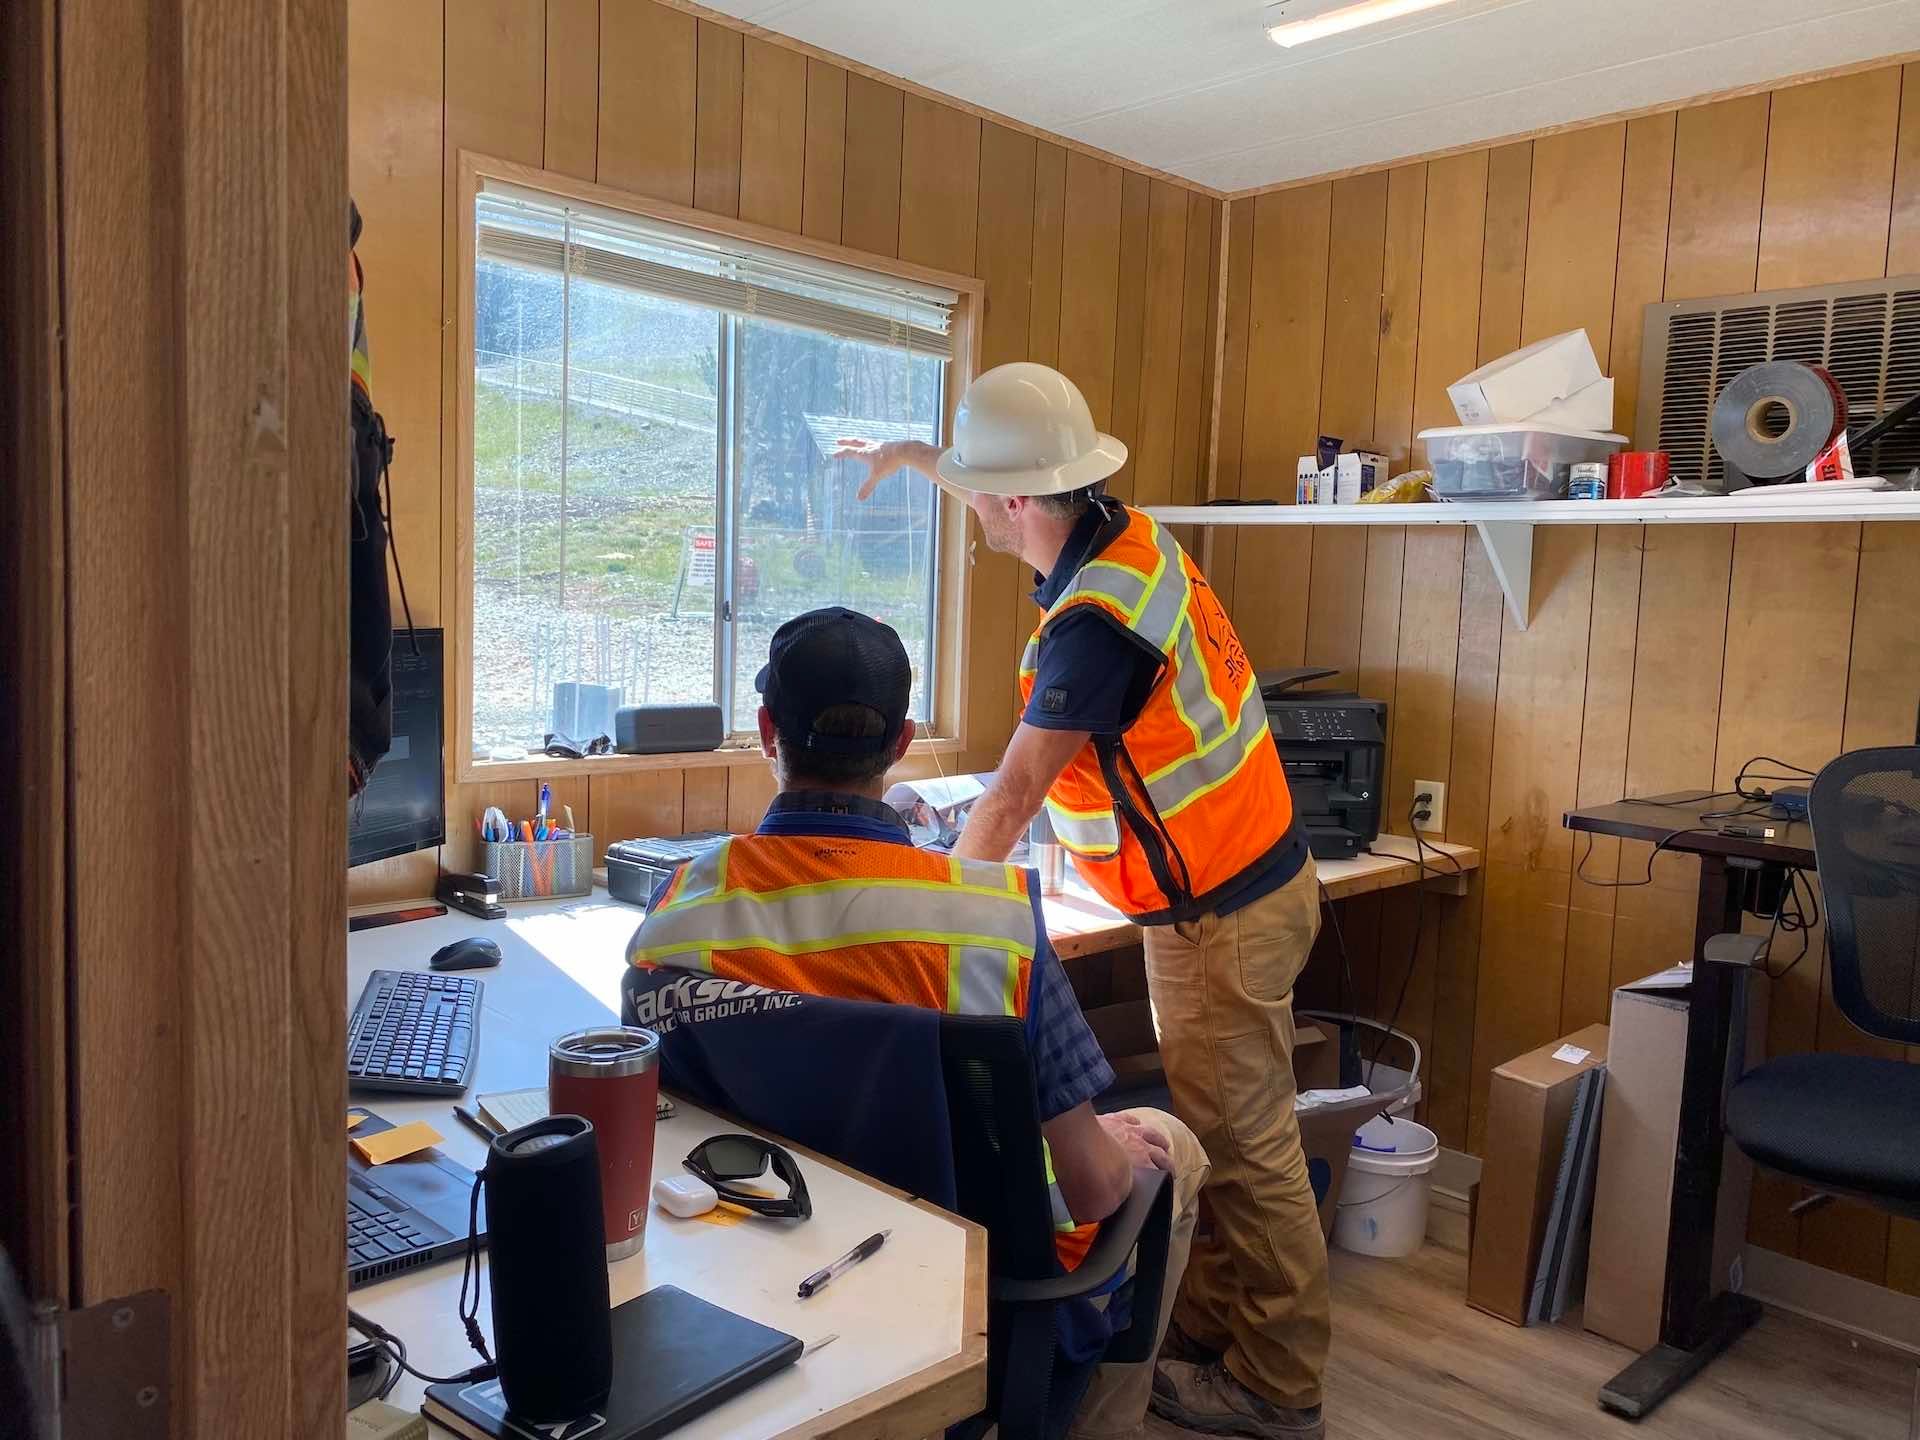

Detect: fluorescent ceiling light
[1264,0,1462,47]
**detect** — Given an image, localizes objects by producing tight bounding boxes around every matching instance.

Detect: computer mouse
[430,936,502,971]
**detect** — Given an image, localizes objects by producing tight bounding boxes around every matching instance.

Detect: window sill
[458,735,967,785]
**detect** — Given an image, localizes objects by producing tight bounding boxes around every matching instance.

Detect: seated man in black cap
[628,606,1210,1437]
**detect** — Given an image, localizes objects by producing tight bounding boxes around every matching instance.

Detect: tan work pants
[1142,859,1330,1410]
[1067,1107,1211,1438]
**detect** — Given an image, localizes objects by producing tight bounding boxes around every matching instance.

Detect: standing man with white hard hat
[837,363,1331,1440]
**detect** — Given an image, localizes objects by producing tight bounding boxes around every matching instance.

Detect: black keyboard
[347,1189,437,1271]
[348,968,481,1094]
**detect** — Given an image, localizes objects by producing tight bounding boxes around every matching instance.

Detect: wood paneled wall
[6,0,350,1429]
[1223,62,1920,1295]
[346,0,1220,905]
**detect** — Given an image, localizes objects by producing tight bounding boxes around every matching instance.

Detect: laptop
[347,1107,489,1290]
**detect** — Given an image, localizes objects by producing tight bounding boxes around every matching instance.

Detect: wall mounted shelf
[1147,492,1920,631]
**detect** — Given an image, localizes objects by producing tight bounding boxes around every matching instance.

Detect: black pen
[452,1103,500,1143]
[797,1229,891,1299]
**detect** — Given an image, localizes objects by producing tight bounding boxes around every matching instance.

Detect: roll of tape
[1711,362,1848,482]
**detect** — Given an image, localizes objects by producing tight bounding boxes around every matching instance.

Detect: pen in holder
[483,834,595,901]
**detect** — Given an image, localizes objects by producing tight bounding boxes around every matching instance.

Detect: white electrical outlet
[1413,780,1446,834]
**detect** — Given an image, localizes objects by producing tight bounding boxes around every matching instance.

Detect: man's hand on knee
[1100,1111,1173,1172]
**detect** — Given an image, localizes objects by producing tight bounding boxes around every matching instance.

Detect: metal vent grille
[1638,276,1920,488]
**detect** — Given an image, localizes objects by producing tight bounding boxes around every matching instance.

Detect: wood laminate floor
[1143,1234,1917,1439]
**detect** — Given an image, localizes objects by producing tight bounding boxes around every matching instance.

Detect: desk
[1040,832,1482,961]
[347,901,987,1440]
[1563,793,1814,1421]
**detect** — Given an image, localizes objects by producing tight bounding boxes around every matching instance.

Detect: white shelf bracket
[1473,520,1534,631]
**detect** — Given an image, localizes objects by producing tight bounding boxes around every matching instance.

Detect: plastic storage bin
[1417,424,1627,500]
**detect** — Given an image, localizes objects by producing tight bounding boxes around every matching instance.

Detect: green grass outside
[473,386,934,617]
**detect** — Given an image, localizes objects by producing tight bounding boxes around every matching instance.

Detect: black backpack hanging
[348,198,415,795]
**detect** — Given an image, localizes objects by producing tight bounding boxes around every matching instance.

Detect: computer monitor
[349,628,446,867]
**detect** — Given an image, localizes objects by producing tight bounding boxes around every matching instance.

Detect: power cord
[1733,755,1816,805]
[347,1309,496,1396]
[1315,876,1359,1021]
[346,1175,498,1399]
[1756,866,1820,980]
[1582,753,1822,888]
[1367,795,1438,1086]
[457,1174,493,1369]
[1574,824,1730,888]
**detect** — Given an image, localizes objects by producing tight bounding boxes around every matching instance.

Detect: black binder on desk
[422,1285,802,1440]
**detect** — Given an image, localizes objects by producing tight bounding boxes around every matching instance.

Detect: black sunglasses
[685,1134,812,1221]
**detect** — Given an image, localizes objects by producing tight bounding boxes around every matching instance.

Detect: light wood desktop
[1039,831,1481,960]
[347,902,986,1440]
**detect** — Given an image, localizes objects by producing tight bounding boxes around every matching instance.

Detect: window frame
[451,152,982,784]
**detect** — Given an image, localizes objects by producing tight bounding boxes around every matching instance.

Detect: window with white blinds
[468,181,949,759]
[477,182,955,356]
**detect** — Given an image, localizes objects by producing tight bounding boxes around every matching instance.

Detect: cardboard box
[1583,968,1767,1352]
[1527,377,1615,432]
[1467,1024,1610,1325]
[1333,450,1388,505]
[1448,329,1603,426]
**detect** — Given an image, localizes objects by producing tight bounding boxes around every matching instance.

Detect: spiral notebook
[421,1285,801,1440]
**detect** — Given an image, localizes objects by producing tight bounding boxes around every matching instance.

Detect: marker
[796,1229,890,1299]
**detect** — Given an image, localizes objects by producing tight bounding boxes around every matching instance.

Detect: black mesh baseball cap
[754,607,912,756]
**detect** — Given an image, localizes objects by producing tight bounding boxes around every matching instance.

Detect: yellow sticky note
[351,1120,443,1166]
[690,1204,748,1227]
[347,1112,368,1131]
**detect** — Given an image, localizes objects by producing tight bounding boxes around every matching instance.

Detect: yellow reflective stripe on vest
[1042,1145,1076,1232]
[628,844,1037,967]
[1143,674,1275,820]
[1044,801,1120,857]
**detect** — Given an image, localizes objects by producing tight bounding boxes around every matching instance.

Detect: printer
[1259,668,1386,861]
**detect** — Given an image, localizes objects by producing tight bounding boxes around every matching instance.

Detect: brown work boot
[1150,1361,1325,1439]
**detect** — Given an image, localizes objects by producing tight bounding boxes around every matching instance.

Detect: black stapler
[435,869,507,921]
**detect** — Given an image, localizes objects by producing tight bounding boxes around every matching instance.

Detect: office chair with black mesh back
[627,971,1175,1440]
[939,1013,1173,1440]
[1713,746,1920,1436]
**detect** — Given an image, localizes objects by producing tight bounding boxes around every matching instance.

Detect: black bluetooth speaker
[484,1115,613,1422]
[613,702,725,755]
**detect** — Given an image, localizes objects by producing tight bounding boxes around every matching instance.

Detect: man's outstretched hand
[831,437,939,501]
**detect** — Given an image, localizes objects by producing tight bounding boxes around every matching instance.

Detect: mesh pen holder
[482,834,595,901]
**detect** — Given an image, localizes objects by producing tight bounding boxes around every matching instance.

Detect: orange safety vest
[628,832,1100,1269]
[1020,505,1295,924]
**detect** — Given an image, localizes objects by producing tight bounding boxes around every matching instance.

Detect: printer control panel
[1267,706,1375,744]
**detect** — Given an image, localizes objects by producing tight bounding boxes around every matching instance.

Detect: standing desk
[1563,793,1815,1421]
[347,898,987,1440]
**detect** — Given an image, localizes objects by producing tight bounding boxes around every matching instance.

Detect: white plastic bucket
[1332,1114,1439,1258]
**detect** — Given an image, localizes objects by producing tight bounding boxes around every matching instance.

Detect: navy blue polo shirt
[651,791,1114,1121]
[1022,497,1305,918]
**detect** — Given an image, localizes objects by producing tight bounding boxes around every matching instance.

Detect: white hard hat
[934,362,1128,497]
